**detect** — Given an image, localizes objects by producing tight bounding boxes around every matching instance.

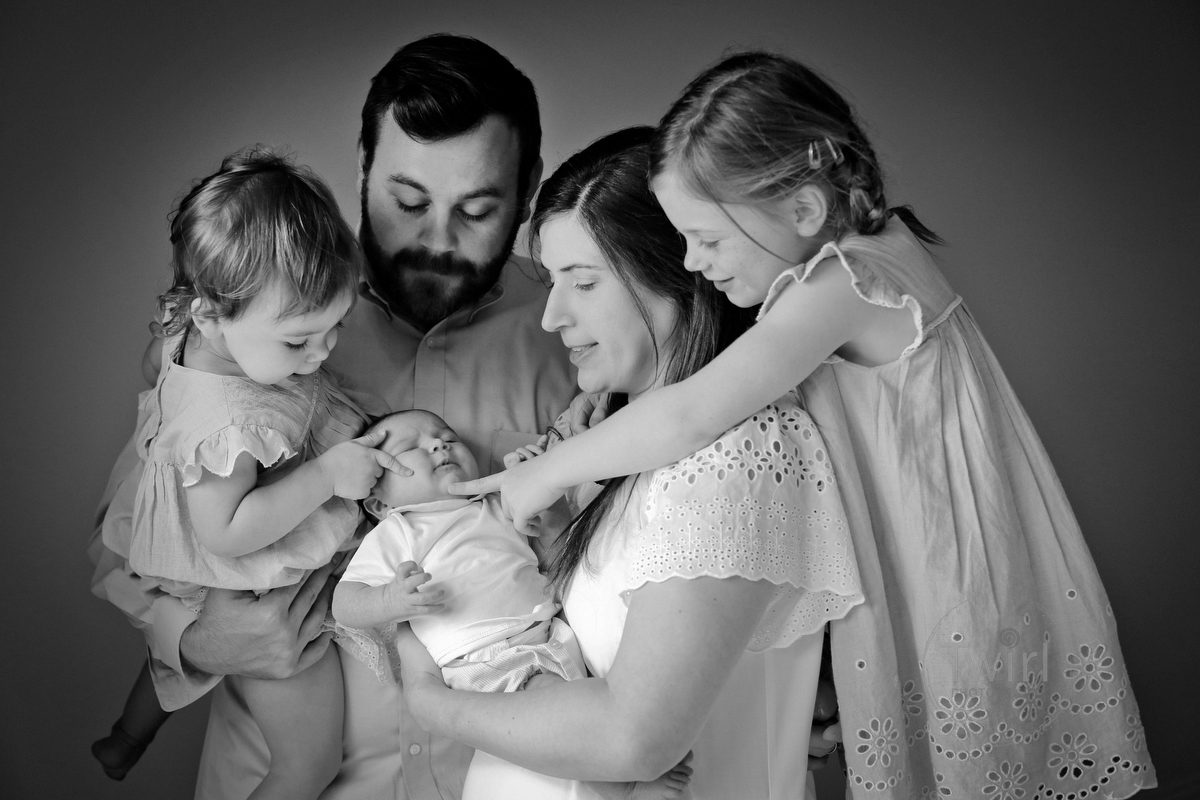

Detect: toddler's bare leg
[242,646,344,800]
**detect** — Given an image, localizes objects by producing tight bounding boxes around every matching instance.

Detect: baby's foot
[91,725,150,781]
[584,752,693,800]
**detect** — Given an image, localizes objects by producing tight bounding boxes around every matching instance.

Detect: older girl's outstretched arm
[463,260,892,528]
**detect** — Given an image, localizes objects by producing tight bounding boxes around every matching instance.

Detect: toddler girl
[92,149,397,799]
[472,53,1157,798]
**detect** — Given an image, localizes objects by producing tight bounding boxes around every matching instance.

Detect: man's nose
[422,211,457,253]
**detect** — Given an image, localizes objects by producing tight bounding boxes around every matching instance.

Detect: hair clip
[823,137,843,165]
[807,141,822,169]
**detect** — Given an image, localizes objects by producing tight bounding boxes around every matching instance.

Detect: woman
[398,127,863,799]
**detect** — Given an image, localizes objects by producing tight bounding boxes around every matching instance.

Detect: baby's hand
[502,435,549,469]
[319,429,406,499]
[384,562,445,620]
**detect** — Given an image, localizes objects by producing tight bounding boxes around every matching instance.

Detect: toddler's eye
[285,341,305,351]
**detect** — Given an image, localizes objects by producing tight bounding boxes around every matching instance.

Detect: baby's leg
[582,752,694,800]
[92,660,173,780]
[241,646,344,800]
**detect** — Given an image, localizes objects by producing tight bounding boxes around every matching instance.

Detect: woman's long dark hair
[530,126,754,588]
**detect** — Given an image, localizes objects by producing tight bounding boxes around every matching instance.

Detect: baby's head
[365,410,480,513]
[158,147,363,383]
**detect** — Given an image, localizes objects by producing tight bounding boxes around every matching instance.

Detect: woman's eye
[574,281,595,292]
[699,239,719,250]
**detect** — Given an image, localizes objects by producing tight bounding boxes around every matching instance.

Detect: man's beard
[359,195,519,330]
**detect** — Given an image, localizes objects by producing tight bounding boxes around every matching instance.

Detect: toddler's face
[368,410,480,507]
[203,283,354,385]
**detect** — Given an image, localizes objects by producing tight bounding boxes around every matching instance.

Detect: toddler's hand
[319,429,406,499]
[384,561,445,620]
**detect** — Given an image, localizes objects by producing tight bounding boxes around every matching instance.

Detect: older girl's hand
[449,454,566,534]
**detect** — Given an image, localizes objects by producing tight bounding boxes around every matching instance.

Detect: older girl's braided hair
[651,51,940,245]
[156,147,362,338]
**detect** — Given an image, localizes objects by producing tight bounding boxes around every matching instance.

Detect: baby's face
[368,410,480,508]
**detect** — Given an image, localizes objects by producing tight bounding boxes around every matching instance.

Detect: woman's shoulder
[649,394,835,498]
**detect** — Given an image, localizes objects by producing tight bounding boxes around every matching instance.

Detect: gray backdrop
[2,1,1196,797]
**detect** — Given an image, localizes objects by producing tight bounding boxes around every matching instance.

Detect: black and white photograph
[3,2,1196,798]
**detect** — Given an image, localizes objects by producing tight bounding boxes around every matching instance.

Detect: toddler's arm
[332,562,445,630]
[189,429,399,558]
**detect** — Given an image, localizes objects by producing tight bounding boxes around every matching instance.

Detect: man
[91,34,575,799]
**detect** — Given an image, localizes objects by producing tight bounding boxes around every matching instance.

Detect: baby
[332,410,694,799]
[332,409,583,692]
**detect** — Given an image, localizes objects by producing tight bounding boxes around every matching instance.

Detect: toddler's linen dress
[123,337,366,608]
[767,215,1156,799]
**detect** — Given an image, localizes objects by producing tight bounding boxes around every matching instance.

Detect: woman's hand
[449,453,567,534]
[394,623,448,729]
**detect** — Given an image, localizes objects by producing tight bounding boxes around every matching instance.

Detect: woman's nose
[541,285,570,332]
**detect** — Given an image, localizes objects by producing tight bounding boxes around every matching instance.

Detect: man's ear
[190,297,223,340]
[792,184,830,238]
[517,157,544,225]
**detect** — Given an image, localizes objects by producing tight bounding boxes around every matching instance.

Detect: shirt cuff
[147,596,219,711]
[148,595,196,676]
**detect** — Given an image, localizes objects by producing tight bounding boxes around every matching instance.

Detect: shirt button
[409,743,422,756]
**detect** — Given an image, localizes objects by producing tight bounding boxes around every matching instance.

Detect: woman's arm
[188,430,395,558]
[401,574,776,781]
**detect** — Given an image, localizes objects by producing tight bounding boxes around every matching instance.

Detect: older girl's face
[539,213,677,399]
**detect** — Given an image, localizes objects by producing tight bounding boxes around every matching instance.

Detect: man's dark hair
[360,34,541,200]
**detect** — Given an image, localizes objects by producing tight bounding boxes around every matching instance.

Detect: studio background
[2,2,1196,798]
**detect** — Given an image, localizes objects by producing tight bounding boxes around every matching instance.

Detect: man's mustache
[390,247,478,277]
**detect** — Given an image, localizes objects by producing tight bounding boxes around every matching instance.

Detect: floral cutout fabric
[759,216,1155,798]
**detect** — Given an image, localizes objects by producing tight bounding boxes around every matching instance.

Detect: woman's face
[539,213,678,399]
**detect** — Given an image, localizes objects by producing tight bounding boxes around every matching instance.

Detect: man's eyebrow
[386,174,503,202]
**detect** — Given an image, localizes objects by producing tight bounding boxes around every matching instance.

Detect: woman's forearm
[403,575,776,781]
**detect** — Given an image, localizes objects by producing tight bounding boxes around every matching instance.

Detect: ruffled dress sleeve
[623,395,863,651]
[129,366,364,595]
